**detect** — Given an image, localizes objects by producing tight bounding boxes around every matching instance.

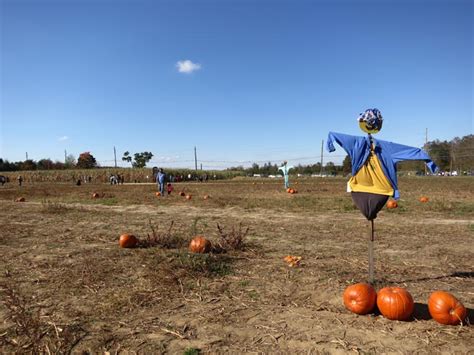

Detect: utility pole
[194,146,198,171]
[114,146,117,168]
[26,152,28,161]
[200,163,202,170]
[320,140,324,176]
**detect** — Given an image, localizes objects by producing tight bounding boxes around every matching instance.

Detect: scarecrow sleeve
[327,132,370,176]
[382,141,437,173]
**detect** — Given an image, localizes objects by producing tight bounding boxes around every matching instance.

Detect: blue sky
[1,0,472,169]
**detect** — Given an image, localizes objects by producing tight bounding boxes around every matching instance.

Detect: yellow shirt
[348,151,394,196]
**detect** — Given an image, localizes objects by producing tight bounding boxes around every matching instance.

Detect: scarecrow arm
[385,142,437,173]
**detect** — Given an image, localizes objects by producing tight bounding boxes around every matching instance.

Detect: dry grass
[0,177,473,353]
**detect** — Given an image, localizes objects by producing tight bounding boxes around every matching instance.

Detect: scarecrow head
[358,108,383,134]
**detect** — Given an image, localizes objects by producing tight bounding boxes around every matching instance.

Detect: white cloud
[176,60,201,74]
[58,136,69,141]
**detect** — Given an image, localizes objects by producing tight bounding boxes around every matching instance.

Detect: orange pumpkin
[203,194,209,200]
[155,192,161,197]
[428,291,467,325]
[286,188,292,193]
[419,196,429,203]
[343,283,377,315]
[92,192,100,199]
[386,200,398,209]
[377,287,414,321]
[291,189,297,194]
[189,236,212,253]
[15,197,26,202]
[185,194,192,200]
[119,234,138,248]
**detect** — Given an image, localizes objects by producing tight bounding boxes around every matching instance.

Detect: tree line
[1,135,472,174]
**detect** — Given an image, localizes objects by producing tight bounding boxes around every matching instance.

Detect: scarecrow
[278,161,294,189]
[326,108,437,283]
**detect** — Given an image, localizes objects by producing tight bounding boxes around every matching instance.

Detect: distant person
[157,168,166,196]
[17,175,23,186]
[167,182,174,195]
[88,176,92,183]
[76,179,81,186]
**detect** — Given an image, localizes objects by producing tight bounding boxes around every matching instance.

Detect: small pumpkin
[92,192,100,199]
[419,196,429,203]
[286,188,292,193]
[15,197,26,202]
[283,255,302,267]
[155,192,161,197]
[377,287,414,321]
[185,194,192,200]
[291,188,297,194]
[189,236,212,253]
[203,194,210,200]
[386,200,398,209]
[343,283,377,315]
[119,234,138,248]
[428,291,467,325]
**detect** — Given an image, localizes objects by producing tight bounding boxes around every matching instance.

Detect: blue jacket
[157,172,166,183]
[326,132,437,199]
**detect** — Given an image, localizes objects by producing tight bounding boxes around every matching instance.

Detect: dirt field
[1,176,473,354]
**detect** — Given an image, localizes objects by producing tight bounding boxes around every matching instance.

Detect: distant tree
[37,158,55,170]
[342,155,352,175]
[132,152,153,168]
[18,159,37,171]
[77,152,97,169]
[325,161,336,175]
[122,151,133,167]
[0,158,17,171]
[424,140,450,171]
[65,154,76,169]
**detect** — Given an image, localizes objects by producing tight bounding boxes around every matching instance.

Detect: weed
[139,220,188,249]
[216,222,249,251]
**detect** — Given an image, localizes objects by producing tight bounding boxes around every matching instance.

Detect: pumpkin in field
[92,192,100,199]
[185,194,192,200]
[286,188,292,193]
[386,200,398,209]
[15,197,26,202]
[428,291,467,325]
[189,236,212,253]
[283,255,302,267]
[419,196,429,203]
[343,283,377,315]
[179,191,186,197]
[377,287,414,321]
[203,194,210,200]
[155,192,161,197]
[290,188,297,194]
[119,234,138,248]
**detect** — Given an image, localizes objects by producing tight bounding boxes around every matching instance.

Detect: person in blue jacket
[157,168,166,196]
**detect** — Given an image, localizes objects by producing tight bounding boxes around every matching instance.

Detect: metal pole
[114,146,117,168]
[368,219,375,285]
[194,146,198,171]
